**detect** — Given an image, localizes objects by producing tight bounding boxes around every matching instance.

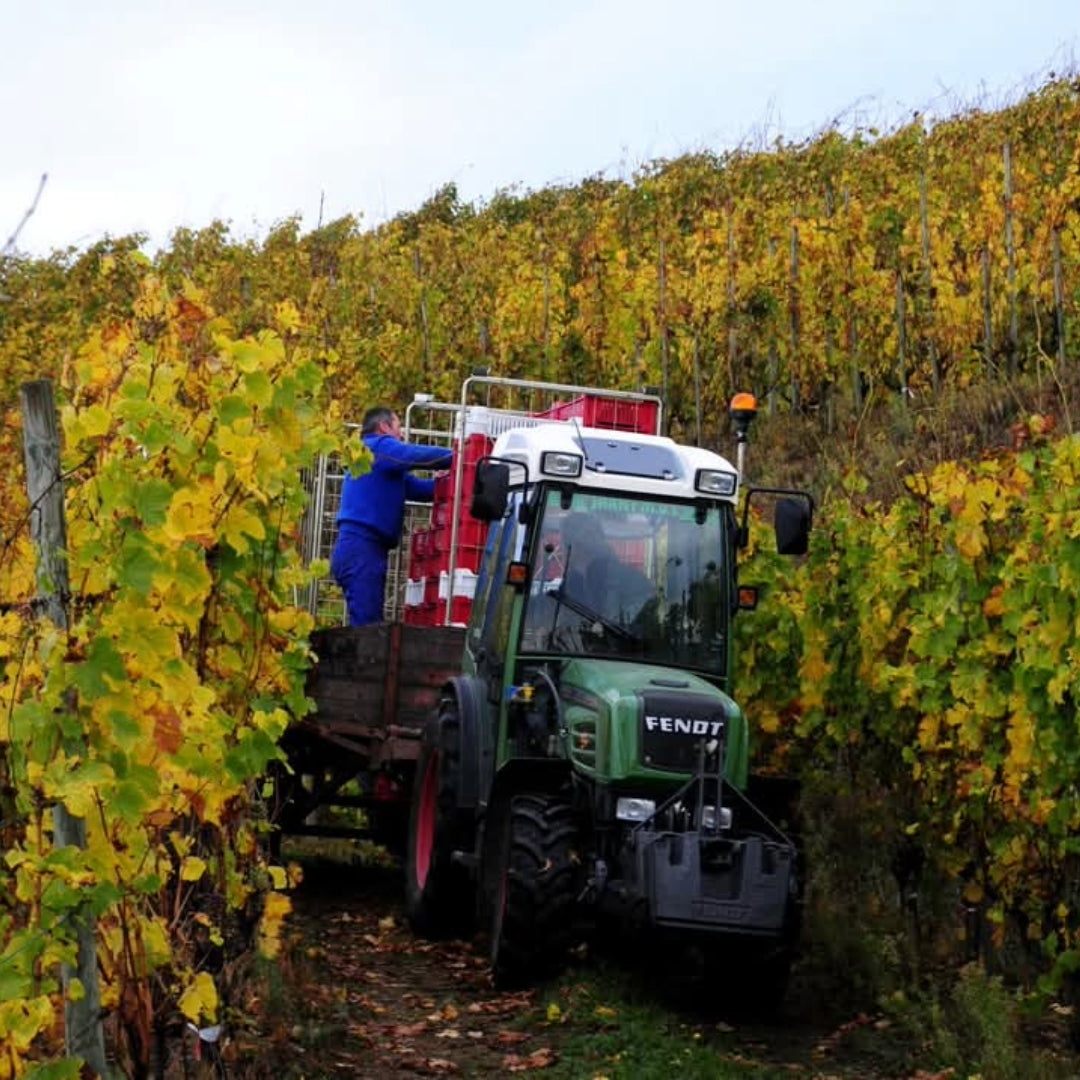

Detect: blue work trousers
[331,528,389,627]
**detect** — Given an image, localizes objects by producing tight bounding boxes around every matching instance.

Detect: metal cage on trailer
[297,377,663,626]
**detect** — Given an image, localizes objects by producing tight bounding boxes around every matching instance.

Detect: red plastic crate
[431,501,450,528]
[424,575,441,605]
[407,528,430,578]
[403,603,434,626]
[430,518,487,555]
[454,516,488,550]
[429,544,484,575]
[435,596,473,627]
[537,394,659,434]
[462,433,493,465]
[434,469,476,506]
[611,537,647,571]
[435,435,493,497]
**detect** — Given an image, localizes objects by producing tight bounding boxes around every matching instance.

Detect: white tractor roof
[490,422,741,502]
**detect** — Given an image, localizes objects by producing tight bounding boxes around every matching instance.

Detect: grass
[529,959,1080,1080]
[530,961,809,1080]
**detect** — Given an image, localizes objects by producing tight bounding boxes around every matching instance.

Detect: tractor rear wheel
[489,793,579,989]
[404,698,474,938]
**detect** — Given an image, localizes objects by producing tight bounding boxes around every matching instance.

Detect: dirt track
[254,856,928,1080]
[269,858,559,1078]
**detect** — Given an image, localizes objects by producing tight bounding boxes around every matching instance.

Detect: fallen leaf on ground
[496,1031,529,1045]
[503,1047,556,1072]
[423,1058,459,1074]
[389,1021,428,1037]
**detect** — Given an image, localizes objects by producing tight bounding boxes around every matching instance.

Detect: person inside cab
[558,514,654,631]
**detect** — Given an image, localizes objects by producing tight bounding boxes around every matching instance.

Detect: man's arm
[370,435,453,475]
[404,475,436,503]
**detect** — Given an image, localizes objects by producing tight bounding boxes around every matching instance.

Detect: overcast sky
[2,0,1077,258]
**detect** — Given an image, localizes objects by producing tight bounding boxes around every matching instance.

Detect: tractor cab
[466,422,748,689]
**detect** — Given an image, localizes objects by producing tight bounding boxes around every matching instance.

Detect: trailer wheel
[404,700,474,938]
[489,793,579,989]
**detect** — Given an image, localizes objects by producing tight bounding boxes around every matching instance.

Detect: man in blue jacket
[331,406,453,626]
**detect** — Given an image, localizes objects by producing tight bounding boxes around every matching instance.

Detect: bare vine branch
[2,173,48,256]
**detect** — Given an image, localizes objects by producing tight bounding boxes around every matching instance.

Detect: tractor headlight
[615,797,656,823]
[700,805,733,830]
[541,451,583,478]
[695,469,738,497]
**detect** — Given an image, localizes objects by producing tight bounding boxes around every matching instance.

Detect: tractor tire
[404,698,475,939]
[489,793,580,989]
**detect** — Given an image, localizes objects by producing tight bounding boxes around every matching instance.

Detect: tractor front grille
[638,691,727,773]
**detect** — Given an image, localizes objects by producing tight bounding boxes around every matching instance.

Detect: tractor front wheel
[489,793,580,989]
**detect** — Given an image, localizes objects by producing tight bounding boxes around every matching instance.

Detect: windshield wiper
[553,585,642,645]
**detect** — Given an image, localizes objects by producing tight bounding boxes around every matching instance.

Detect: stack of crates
[403,433,493,627]
[535,394,659,434]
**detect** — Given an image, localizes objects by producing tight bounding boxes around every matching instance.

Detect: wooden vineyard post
[20,379,110,1076]
[919,169,942,398]
[1003,141,1019,376]
[1053,226,1067,370]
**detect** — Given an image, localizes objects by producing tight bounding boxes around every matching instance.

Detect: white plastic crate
[453,405,542,441]
[438,568,478,600]
[404,578,427,607]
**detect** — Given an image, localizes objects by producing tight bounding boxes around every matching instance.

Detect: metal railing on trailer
[298,376,663,626]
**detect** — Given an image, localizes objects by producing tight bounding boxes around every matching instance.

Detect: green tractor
[404,396,811,1001]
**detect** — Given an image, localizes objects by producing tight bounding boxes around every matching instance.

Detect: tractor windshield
[520,489,734,673]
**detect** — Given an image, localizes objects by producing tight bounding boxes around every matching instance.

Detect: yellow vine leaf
[141,918,173,969]
[63,402,113,445]
[163,481,219,546]
[954,521,985,560]
[918,714,941,750]
[178,971,218,1024]
[221,504,267,554]
[1004,709,1036,792]
[59,759,115,819]
[982,585,1006,618]
[0,995,55,1059]
[273,299,302,334]
[757,705,781,736]
[1047,667,1071,705]
[257,892,292,959]
[180,856,208,883]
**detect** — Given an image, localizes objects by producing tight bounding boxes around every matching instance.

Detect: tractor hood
[556,659,749,789]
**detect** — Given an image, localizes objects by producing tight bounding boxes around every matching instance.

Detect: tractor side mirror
[775,497,811,556]
[739,486,814,555]
[471,461,510,521]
